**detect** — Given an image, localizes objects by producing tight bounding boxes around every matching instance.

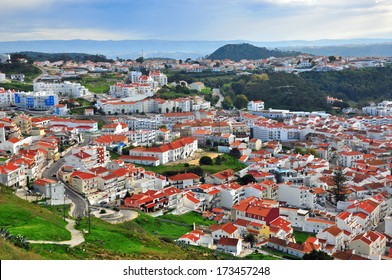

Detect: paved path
[29,218,85,247]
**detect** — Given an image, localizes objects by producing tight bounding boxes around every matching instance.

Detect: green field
[0,187,70,241]
[293,230,315,244]
[141,154,246,176]
[160,211,217,227]
[133,212,192,240]
[0,82,33,92]
[243,253,280,260]
[76,73,124,93]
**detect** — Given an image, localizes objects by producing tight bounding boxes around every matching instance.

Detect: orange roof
[168,173,200,181]
[71,171,97,180]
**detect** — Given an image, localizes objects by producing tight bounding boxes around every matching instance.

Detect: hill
[207,43,302,61]
[0,186,241,260]
[14,52,113,63]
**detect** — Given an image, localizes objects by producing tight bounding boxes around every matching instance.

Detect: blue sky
[1,0,392,41]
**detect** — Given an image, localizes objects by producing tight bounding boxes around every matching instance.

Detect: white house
[247,100,264,111]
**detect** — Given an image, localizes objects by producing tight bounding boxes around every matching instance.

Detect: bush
[199,156,213,165]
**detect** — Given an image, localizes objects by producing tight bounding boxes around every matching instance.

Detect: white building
[0,73,6,83]
[247,100,265,111]
[278,183,316,209]
[109,83,154,100]
[0,88,14,106]
[14,91,59,110]
[362,100,392,116]
[34,81,88,97]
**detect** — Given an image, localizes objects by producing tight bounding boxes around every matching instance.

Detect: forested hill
[220,65,392,112]
[12,52,113,63]
[207,43,303,61]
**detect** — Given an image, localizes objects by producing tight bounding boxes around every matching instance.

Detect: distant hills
[207,43,302,61]
[14,51,113,62]
[1,39,392,59]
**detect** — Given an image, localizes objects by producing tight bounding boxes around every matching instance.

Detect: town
[0,51,392,261]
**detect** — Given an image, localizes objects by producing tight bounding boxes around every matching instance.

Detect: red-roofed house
[206,169,236,185]
[177,230,213,248]
[211,222,239,241]
[168,173,200,189]
[315,226,345,254]
[128,137,198,165]
[349,231,387,259]
[0,161,26,187]
[33,178,65,204]
[162,186,183,209]
[217,237,242,256]
[70,171,99,194]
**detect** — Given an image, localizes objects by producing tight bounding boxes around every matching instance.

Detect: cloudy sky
[1,0,392,41]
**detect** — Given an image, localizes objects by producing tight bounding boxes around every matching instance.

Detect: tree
[234,94,249,109]
[215,155,222,165]
[332,168,347,203]
[199,156,213,165]
[205,139,212,147]
[303,250,333,260]
[238,174,256,185]
[221,96,233,110]
[229,148,242,159]
[244,233,257,247]
[136,56,144,64]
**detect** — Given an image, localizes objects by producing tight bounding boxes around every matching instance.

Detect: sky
[1,0,392,42]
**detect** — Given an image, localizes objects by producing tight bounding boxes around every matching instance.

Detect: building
[33,178,65,205]
[52,104,69,116]
[278,183,316,209]
[69,171,99,194]
[168,173,200,189]
[216,237,242,256]
[349,231,387,259]
[14,91,58,110]
[128,137,198,165]
[34,81,88,97]
[247,100,265,111]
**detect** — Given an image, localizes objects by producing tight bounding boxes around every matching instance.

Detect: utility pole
[88,199,91,234]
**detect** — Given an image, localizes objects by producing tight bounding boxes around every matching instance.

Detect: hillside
[14,52,113,63]
[207,43,302,61]
[219,64,392,112]
[0,186,238,260]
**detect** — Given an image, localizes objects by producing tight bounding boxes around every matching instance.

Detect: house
[205,169,236,185]
[162,186,183,209]
[216,237,242,256]
[211,222,239,240]
[248,138,262,150]
[232,196,280,225]
[315,225,346,254]
[0,161,26,187]
[33,178,65,205]
[349,231,387,259]
[177,230,213,248]
[247,100,264,112]
[124,190,169,212]
[183,192,203,211]
[128,137,198,165]
[168,173,200,189]
[69,171,99,194]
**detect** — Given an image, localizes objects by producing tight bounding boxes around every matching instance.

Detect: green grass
[110,151,120,160]
[0,187,71,241]
[0,157,8,162]
[293,230,315,244]
[133,212,192,240]
[0,82,33,92]
[76,73,124,93]
[261,247,301,260]
[243,253,280,260]
[141,154,246,175]
[160,211,217,227]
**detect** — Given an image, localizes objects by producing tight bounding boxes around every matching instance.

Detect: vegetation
[294,147,318,157]
[303,250,333,260]
[0,187,70,241]
[332,168,347,203]
[68,73,124,93]
[234,94,249,109]
[0,82,33,92]
[159,211,216,227]
[13,52,113,63]
[141,154,246,176]
[243,253,280,260]
[293,230,315,244]
[199,156,213,165]
[207,43,302,61]
[0,60,41,82]
[237,174,256,186]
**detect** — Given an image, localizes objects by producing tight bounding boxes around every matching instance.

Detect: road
[213,88,223,108]
[42,151,89,218]
[33,66,48,83]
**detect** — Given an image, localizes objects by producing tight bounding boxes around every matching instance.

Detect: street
[42,150,88,218]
